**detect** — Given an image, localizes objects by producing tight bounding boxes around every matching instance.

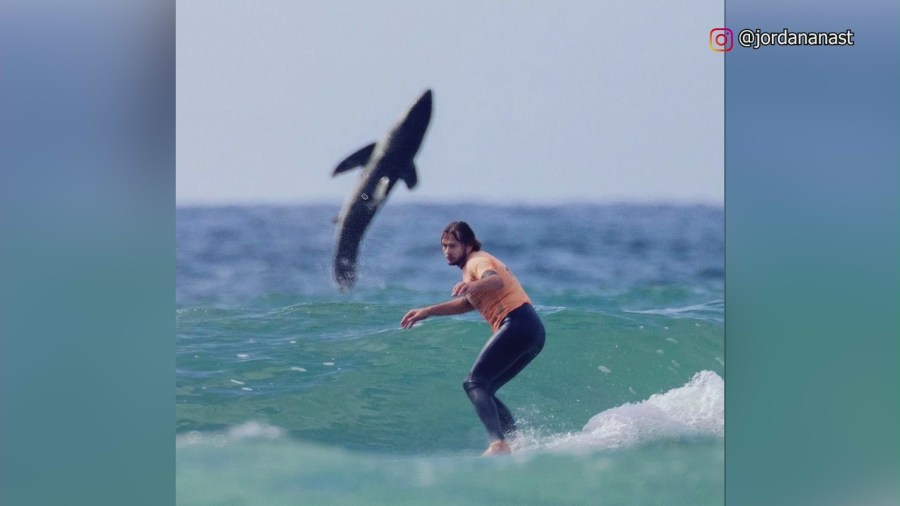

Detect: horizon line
[175,197,724,209]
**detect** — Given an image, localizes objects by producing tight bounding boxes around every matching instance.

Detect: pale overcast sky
[177,1,723,206]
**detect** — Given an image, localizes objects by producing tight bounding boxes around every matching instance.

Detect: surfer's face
[441,237,471,268]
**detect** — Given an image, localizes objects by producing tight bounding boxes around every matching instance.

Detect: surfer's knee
[462,377,482,395]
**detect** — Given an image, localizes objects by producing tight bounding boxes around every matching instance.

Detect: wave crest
[518,370,723,453]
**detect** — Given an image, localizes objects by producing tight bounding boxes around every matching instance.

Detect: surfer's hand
[452,282,471,297]
[400,308,429,329]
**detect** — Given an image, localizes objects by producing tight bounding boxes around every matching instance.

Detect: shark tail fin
[401,162,418,189]
[332,143,376,176]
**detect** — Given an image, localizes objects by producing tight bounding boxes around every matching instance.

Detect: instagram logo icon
[709,28,733,52]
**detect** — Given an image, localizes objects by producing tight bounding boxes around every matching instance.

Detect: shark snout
[407,89,433,126]
[389,89,433,156]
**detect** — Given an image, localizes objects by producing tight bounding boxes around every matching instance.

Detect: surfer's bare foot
[482,440,511,456]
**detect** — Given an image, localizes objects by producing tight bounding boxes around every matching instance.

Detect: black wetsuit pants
[462,303,545,441]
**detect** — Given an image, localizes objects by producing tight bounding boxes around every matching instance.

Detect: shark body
[331,89,433,289]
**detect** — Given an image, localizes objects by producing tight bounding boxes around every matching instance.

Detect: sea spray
[511,370,724,454]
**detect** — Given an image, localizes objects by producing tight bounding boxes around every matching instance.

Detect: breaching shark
[331,89,433,289]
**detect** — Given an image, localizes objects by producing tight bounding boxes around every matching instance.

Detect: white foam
[226,421,283,440]
[597,366,612,374]
[582,370,723,445]
[176,421,285,448]
[518,371,724,454]
[291,367,307,372]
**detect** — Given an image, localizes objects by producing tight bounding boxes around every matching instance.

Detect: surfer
[400,221,545,456]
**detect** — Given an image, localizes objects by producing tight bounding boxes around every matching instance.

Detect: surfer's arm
[400,297,474,329]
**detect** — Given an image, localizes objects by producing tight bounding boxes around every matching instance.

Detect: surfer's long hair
[442,221,482,251]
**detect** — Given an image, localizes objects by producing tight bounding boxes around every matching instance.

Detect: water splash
[515,370,723,453]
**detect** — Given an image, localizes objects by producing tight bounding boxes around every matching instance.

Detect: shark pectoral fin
[332,143,376,176]
[400,162,418,189]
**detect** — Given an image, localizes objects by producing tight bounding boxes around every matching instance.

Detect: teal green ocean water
[177,204,724,505]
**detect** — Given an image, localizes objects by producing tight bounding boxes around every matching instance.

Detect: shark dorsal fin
[332,143,376,176]
[401,162,418,189]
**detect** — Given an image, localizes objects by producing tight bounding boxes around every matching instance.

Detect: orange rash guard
[461,251,531,332]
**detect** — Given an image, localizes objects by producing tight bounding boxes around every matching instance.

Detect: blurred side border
[726,0,899,505]
[1,0,174,505]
